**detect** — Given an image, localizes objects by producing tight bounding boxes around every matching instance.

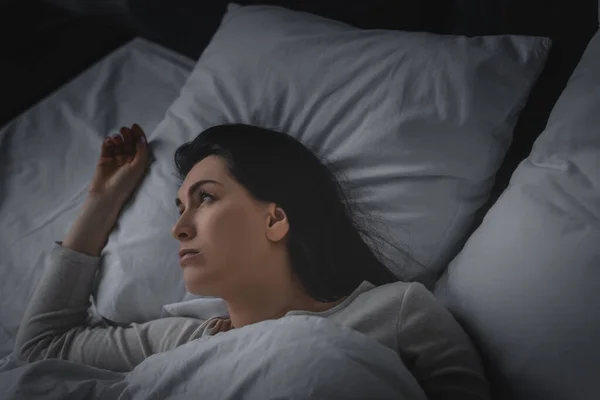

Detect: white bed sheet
[0,37,195,358]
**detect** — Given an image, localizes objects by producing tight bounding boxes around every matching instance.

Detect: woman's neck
[225,284,346,329]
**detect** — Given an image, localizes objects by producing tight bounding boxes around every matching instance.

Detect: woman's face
[172,155,290,298]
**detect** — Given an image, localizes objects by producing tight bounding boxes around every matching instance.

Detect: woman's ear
[265,204,289,242]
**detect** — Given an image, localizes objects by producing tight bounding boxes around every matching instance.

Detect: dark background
[0,0,598,234]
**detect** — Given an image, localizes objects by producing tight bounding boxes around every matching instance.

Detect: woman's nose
[172,218,194,240]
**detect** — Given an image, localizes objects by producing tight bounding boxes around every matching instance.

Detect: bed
[1,1,599,399]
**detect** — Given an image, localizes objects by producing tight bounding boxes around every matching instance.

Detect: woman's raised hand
[88,124,150,206]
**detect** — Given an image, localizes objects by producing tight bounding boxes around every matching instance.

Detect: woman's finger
[113,131,126,166]
[110,134,123,154]
[120,127,136,163]
[131,123,146,142]
[101,137,115,158]
[129,123,141,143]
[120,127,135,154]
[130,124,149,169]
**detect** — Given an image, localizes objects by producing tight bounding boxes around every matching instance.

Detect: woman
[14,123,491,399]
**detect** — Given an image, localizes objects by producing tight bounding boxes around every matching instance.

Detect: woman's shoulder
[327,280,420,320]
[335,280,441,325]
[361,280,424,302]
[368,280,443,317]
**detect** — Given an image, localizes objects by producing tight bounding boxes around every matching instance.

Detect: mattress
[0,37,195,358]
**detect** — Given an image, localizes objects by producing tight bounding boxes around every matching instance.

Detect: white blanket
[0,316,427,400]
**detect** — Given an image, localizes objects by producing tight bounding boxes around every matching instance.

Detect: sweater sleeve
[13,241,228,372]
[397,282,491,400]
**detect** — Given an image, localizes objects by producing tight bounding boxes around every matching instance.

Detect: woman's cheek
[207,204,245,250]
[221,204,263,257]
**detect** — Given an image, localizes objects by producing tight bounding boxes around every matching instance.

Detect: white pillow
[94,3,551,323]
[434,29,600,400]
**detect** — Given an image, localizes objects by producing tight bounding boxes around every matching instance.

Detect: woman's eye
[199,191,214,204]
[178,192,214,216]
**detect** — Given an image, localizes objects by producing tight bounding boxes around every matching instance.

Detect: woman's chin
[184,274,220,297]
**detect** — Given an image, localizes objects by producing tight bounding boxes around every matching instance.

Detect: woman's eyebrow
[175,179,222,207]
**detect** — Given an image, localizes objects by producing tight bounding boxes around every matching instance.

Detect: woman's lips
[180,252,202,266]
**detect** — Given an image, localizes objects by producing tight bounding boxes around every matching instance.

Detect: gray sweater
[14,241,491,400]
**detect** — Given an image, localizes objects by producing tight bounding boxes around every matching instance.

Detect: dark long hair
[174,124,404,302]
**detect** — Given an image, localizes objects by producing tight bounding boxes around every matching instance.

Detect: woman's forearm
[62,195,123,257]
[13,241,103,363]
